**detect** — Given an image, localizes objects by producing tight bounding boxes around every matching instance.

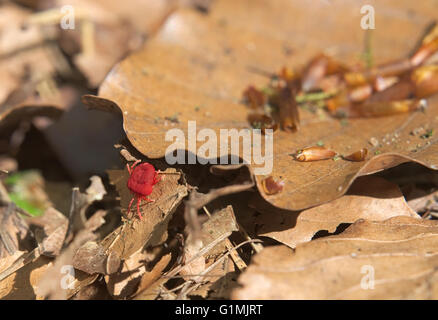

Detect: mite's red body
[126,161,161,220]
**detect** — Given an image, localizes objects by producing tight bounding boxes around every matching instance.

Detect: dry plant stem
[203,206,247,270]
[237,222,263,253]
[65,188,80,246]
[65,187,89,246]
[81,20,95,57]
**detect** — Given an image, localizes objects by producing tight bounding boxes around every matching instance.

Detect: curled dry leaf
[246,176,418,249]
[28,207,68,257]
[73,240,120,275]
[104,247,168,299]
[35,209,109,300]
[133,253,172,298]
[83,0,438,211]
[233,216,438,299]
[85,176,107,202]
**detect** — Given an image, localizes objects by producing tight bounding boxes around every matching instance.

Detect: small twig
[203,206,247,271]
[422,210,431,219]
[296,91,336,103]
[237,222,263,253]
[81,20,95,56]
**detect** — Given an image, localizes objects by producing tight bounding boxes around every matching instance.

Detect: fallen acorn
[295,146,337,161]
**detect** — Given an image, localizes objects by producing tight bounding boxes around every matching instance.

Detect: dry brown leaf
[37,167,187,299]
[407,188,438,213]
[180,238,205,282]
[55,0,178,87]
[105,250,172,299]
[0,254,52,300]
[233,216,438,299]
[0,204,31,259]
[134,253,172,296]
[180,205,238,283]
[247,176,419,248]
[104,167,187,259]
[104,247,151,298]
[133,276,174,300]
[28,207,68,257]
[73,241,120,275]
[35,209,109,299]
[83,0,438,212]
[0,85,77,140]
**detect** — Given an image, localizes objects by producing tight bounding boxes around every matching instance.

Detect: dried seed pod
[247,113,278,134]
[243,85,266,110]
[367,78,414,103]
[261,176,284,195]
[301,54,347,92]
[301,54,329,92]
[410,24,438,67]
[278,66,296,83]
[343,148,368,161]
[295,146,336,162]
[278,86,300,132]
[353,99,422,117]
[373,76,399,92]
[344,59,412,87]
[326,90,350,113]
[412,65,438,98]
[348,84,373,103]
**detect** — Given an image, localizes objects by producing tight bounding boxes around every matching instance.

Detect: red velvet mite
[126,160,161,220]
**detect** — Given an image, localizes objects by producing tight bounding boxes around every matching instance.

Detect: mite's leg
[144,197,155,203]
[136,198,143,220]
[153,171,162,184]
[127,197,135,217]
[127,160,141,175]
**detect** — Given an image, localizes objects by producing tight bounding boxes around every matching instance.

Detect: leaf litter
[2,0,438,301]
